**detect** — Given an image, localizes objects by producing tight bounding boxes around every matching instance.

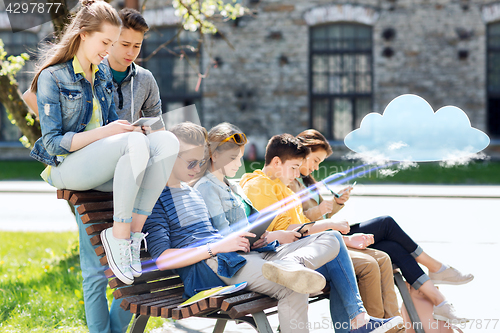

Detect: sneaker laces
[132,232,149,254]
[119,239,133,266]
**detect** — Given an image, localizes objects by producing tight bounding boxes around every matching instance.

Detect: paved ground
[1,181,499,332]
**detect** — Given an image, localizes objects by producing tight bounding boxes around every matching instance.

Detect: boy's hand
[213,231,255,254]
[344,233,374,249]
[272,230,301,244]
[330,220,350,234]
[251,231,268,250]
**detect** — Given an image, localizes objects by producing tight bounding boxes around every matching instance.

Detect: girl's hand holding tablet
[104,120,135,136]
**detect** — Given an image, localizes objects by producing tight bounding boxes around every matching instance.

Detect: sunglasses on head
[177,155,207,170]
[217,133,247,147]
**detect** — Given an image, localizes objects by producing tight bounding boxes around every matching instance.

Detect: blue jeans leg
[372,240,429,290]
[316,231,365,333]
[348,215,422,256]
[76,208,133,333]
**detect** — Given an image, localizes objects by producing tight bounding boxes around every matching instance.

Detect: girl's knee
[127,131,149,147]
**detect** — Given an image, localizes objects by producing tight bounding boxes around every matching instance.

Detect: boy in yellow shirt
[240,134,403,333]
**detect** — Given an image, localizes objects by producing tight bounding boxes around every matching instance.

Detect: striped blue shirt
[143,184,223,260]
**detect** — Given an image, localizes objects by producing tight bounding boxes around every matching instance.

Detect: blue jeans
[316,231,365,333]
[348,215,429,289]
[76,208,133,333]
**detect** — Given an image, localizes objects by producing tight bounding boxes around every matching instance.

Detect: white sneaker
[101,228,134,285]
[130,232,148,278]
[429,266,474,285]
[262,260,326,294]
[433,301,469,324]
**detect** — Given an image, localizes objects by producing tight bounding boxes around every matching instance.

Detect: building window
[0,31,38,142]
[142,27,202,127]
[309,23,373,140]
[487,22,500,138]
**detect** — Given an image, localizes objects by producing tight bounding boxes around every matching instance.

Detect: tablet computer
[131,117,159,127]
[245,211,275,246]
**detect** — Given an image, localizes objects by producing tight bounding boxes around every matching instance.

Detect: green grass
[242,159,500,185]
[0,161,45,180]
[0,231,86,332]
[0,231,170,332]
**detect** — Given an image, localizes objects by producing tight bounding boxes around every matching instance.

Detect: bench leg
[394,271,426,333]
[252,311,274,333]
[129,314,150,333]
[212,318,228,333]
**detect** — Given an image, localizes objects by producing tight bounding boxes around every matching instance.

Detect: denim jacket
[194,171,259,235]
[30,59,118,166]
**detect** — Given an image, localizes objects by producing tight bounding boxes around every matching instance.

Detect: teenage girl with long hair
[30,0,178,285]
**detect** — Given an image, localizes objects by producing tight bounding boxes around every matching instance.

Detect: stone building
[1,0,500,159]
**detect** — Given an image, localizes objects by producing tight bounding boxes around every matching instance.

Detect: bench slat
[69,191,113,205]
[221,292,267,311]
[90,235,101,246]
[82,211,113,224]
[86,223,113,236]
[77,201,113,214]
[109,270,176,289]
[228,297,278,319]
[171,305,192,320]
[113,278,184,299]
[131,290,184,314]
[161,299,187,319]
[56,189,65,199]
[120,288,184,311]
[139,290,185,316]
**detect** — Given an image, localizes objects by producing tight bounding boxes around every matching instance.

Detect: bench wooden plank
[120,289,184,311]
[131,290,184,314]
[77,201,113,214]
[113,278,184,299]
[220,292,267,311]
[109,270,173,289]
[171,305,192,320]
[82,211,114,224]
[228,297,278,319]
[139,290,185,316]
[69,191,113,205]
[86,223,113,236]
[209,296,226,309]
[56,189,65,199]
[90,234,101,246]
[160,299,186,319]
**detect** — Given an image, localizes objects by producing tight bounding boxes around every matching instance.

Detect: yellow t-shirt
[41,56,101,184]
[239,170,310,231]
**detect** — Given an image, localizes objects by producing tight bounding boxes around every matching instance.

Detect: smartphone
[296,222,315,237]
[332,181,357,198]
[131,117,159,127]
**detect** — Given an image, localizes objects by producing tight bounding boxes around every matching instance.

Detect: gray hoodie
[102,57,165,131]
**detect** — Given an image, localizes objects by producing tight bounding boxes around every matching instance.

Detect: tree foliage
[0,39,41,148]
[0,0,249,149]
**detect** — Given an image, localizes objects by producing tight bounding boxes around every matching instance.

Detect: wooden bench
[57,189,332,333]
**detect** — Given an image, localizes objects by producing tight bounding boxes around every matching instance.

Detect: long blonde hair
[30,0,121,92]
[198,122,246,177]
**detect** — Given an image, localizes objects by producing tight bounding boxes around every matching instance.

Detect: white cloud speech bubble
[344,94,490,162]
